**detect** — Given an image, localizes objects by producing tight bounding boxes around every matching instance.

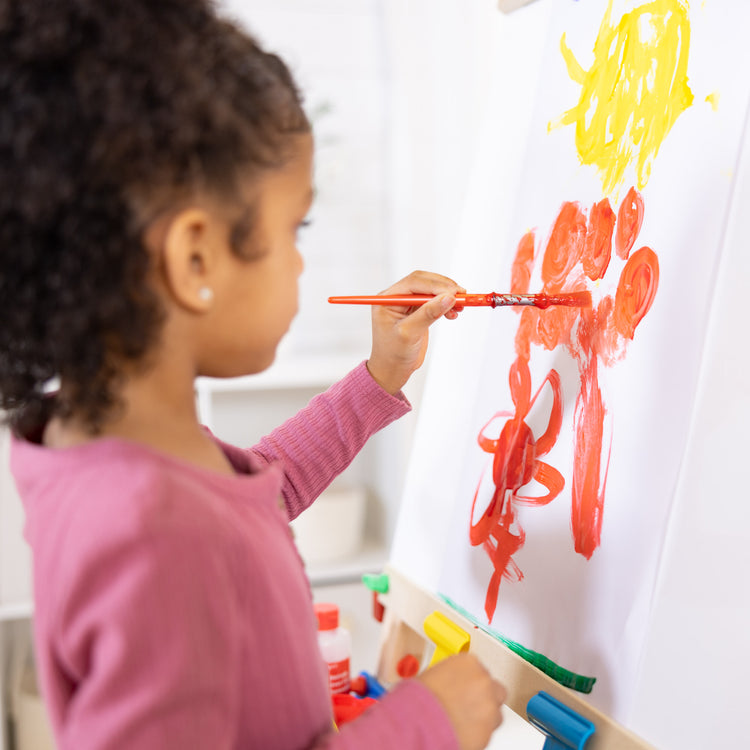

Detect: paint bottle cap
[314,602,339,631]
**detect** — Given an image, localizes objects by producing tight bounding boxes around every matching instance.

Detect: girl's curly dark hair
[0,0,309,434]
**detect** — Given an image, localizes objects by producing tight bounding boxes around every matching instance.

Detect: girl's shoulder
[14,435,277,547]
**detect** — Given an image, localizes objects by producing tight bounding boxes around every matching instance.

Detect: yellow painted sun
[551,0,695,196]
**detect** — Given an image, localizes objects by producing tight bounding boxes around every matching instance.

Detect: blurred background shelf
[196,353,363,395]
[0,605,32,624]
[305,538,388,587]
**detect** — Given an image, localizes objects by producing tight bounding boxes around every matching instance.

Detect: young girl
[1,1,506,748]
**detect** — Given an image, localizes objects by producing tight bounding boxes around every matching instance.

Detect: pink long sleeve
[12,364,459,750]
[243,360,411,519]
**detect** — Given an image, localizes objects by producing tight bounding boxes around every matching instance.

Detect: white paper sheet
[393,0,750,726]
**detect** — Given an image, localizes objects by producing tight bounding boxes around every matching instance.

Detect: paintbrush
[328,291,592,311]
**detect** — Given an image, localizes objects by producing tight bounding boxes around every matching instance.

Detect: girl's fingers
[396,293,456,338]
[379,270,465,298]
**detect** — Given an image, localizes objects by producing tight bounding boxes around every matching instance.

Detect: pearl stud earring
[198,287,214,303]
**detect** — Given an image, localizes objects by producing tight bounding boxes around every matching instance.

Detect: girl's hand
[367,270,464,394]
[416,653,507,750]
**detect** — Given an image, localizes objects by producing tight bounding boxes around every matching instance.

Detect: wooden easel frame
[376,565,655,750]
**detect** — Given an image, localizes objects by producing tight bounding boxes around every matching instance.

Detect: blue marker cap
[526,691,595,750]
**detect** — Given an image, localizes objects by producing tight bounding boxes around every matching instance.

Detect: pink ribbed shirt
[11,362,459,750]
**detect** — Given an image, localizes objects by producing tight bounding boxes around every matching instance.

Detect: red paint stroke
[472,187,660,618]
[536,305,580,352]
[614,246,660,339]
[541,202,587,291]
[571,346,610,558]
[470,356,564,622]
[583,199,615,280]
[591,296,618,363]
[615,187,644,260]
[511,231,536,296]
[513,289,583,357]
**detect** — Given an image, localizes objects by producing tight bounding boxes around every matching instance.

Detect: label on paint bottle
[326,657,351,695]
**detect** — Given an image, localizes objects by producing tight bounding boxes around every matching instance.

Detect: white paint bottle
[314,602,351,695]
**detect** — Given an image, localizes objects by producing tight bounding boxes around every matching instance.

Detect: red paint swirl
[615,187,644,260]
[583,198,615,280]
[614,246,659,339]
[541,202,587,291]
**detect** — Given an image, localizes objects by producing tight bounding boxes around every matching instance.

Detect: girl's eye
[296,218,312,238]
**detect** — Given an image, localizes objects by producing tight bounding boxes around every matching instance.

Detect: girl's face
[196,133,314,378]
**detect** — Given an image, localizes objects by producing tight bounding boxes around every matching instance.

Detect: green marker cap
[362,573,389,594]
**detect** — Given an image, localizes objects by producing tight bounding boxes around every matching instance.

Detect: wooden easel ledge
[376,565,655,750]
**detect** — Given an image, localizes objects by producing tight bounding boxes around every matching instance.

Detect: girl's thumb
[405,293,455,331]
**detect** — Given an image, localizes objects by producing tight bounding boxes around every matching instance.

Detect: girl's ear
[160,207,219,313]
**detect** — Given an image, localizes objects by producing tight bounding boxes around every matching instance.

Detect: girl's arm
[248,360,410,519]
[247,270,464,519]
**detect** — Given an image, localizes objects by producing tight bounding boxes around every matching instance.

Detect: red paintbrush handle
[328,292,591,309]
[327,294,496,307]
[328,295,439,305]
